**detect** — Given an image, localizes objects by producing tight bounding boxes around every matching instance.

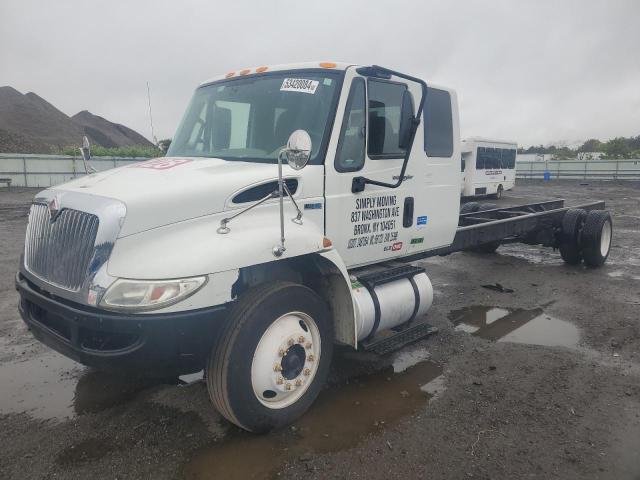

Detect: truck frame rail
[403,199,606,260]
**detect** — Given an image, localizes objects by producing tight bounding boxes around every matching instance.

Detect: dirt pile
[0,86,153,153]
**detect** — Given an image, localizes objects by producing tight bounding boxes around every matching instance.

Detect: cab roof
[198,62,455,97]
[199,62,353,86]
[462,137,518,147]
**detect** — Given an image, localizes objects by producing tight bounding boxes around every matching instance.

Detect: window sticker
[280,78,319,94]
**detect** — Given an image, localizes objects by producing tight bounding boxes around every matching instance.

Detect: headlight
[100,276,207,312]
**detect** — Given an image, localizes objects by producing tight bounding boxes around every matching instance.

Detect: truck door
[324,68,460,268]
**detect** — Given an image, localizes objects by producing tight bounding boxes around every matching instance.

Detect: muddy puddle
[0,349,171,420]
[448,306,580,348]
[607,269,640,281]
[183,355,443,480]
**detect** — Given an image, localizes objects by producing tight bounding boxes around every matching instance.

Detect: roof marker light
[239,69,251,76]
[256,66,268,73]
[319,62,337,69]
[225,72,235,78]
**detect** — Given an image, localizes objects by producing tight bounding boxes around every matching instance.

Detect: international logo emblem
[48,195,61,221]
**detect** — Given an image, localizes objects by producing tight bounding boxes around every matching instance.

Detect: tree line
[518,135,640,159]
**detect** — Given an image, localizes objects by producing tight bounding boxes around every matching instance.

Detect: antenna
[146,81,157,145]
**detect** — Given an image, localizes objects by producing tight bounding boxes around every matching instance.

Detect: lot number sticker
[280,78,319,94]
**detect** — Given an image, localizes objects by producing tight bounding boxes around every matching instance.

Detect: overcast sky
[1,0,638,147]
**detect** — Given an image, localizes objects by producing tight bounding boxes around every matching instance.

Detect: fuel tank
[352,270,434,341]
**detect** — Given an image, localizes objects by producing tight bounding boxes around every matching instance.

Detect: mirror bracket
[351,176,367,193]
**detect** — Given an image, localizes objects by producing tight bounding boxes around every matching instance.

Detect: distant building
[516,153,551,162]
[576,152,605,160]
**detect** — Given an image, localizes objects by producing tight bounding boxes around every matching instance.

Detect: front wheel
[206,282,333,432]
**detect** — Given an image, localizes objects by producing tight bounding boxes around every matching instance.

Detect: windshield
[167,70,343,164]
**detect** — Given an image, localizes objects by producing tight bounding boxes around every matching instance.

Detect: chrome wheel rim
[600,220,612,257]
[251,312,321,409]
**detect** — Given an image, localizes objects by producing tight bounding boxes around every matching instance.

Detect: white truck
[460,137,518,199]
[16,62,613,433]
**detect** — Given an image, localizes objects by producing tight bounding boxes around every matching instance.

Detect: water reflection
[184,359,443,480]
[448,306,580,348]
[0,349,173,420]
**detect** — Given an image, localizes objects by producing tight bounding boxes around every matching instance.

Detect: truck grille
[24,203,99,291]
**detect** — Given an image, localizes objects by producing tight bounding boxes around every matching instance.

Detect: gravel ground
[0,180,639,480]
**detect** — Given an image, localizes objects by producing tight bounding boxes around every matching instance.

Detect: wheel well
[233,254,356,347]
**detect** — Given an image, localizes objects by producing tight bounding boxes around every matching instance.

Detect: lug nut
[303,368,311,376]
[295,379,302,386]
[287,339,294,346]
[285,383,292,391]
[305,342,312,349]
[298,336,305,343]
[307,354,315,362]
[274,364,282,372]
[276,376,284,385]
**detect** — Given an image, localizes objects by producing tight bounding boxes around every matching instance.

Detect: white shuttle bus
[461,138,517,199]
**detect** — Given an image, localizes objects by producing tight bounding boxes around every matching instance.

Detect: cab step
[356,264,425,289]
[360,321,438,355]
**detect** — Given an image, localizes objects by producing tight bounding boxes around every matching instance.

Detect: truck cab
[16,62,466,432]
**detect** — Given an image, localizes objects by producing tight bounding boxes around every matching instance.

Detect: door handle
[403,197,414,227]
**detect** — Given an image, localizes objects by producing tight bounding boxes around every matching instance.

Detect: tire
[206,281,333,433]
[460,202,481,214]
[559,208,586,265]
[472,241,501,254]
[477,203,497,212]
[580,210,613,268]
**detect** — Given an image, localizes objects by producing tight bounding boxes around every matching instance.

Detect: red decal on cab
[392,242,403,251]
[130,158,192,170]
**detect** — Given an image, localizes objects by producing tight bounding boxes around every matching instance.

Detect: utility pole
[147,82,157,145]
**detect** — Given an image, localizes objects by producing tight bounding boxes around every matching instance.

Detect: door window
[367,79,407,159]
[335,78,366,172]
[424,87,453,157]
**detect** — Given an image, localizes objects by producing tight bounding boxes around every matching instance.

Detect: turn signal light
[322,237,333,248]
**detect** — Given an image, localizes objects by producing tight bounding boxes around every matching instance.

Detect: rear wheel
[460,202,481,214]
[559,208,586,265]
[206,281,333,432]
[580,210,613,267]
[478,203,497,211]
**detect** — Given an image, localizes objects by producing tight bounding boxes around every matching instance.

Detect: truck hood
[54,157,306,237]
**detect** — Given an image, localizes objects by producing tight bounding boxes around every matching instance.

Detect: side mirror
[398,89,415,150]
[282,130,312,170]
[79,135,96,174]
[80,135,91,162]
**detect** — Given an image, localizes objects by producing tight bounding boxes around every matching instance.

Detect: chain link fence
[2,154,640,189]
[0,154,149,188]
[516,159,640,180]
